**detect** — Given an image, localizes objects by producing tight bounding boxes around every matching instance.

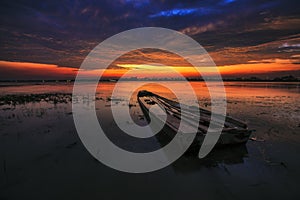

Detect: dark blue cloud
[149,7,218,18]
[220,0,236,5]
[149,8,198,18]
[122,0,150,8]
[0,0,299,67]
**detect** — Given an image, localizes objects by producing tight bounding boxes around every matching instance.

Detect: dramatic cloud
[0,60,77,80]
[0,0,299,79]
[149,7,215,18]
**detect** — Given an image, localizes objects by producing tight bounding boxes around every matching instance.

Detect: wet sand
[0,82,299,200]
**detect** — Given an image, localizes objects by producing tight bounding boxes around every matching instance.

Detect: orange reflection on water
[96,81,299,105]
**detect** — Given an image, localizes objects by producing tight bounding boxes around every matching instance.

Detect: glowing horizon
[0,60,299,80]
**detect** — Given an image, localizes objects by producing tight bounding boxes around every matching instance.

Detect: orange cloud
[0,57,299,80]
[218,58,300,76]
[0,60,77,79]
[116,58,300,78]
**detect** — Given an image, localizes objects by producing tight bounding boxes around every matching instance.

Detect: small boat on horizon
[137,90,252,150]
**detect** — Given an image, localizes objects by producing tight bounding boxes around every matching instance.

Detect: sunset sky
[0,0,299,80]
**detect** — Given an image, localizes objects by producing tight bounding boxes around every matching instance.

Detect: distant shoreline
[0,79,299,83]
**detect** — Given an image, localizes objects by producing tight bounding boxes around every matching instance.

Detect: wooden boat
[137,90,252,149]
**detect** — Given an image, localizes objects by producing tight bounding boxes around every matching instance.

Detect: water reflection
[0,81,299,199]
[173,145,248,173]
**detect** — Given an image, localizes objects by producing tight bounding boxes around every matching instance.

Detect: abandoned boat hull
[137,90,251,148]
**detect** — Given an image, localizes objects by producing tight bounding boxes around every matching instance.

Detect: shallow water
[0,81,299,200]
